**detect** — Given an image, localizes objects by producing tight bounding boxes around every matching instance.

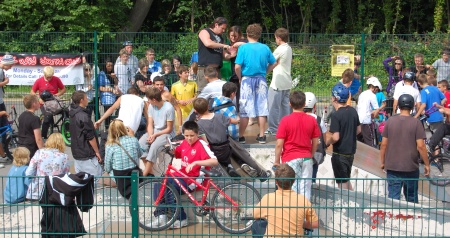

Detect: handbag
[113,143,143,199]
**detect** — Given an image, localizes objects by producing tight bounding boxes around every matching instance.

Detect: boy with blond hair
[3,147,31,204]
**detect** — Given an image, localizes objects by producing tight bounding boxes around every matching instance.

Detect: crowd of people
[0,17,449,236]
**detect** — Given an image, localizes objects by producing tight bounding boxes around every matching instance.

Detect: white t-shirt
[393,84,421,113]
[357,90,379,124]
[270,43,293,90]
[118,94,144,132]
[432,58,450,81]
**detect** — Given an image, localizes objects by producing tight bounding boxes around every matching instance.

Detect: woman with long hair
[104,120,144,198]
[25,133,70,200]
[383,55,405,96]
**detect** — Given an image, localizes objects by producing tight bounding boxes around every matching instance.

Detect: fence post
[130,170,139,237]
[94,30,99,121]
[360,32,365,89]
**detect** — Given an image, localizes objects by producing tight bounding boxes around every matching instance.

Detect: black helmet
[403,71,416,82]
[398,94,414,109]
[40,90,54,102]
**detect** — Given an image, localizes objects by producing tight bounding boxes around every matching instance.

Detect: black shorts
[331,153,354,183]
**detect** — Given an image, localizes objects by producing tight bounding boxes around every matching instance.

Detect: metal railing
[0,172,449,237]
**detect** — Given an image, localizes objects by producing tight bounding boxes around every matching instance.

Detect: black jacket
[40,172,95,238]
[69,104,98,160]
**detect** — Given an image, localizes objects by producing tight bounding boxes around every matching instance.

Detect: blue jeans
[251,219,267,237]
[386,170,419,203]
[153,178,190,220]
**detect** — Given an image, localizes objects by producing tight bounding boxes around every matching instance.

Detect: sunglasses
[395,63,402,65]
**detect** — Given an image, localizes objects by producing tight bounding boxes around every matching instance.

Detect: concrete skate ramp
[328,141,450,202]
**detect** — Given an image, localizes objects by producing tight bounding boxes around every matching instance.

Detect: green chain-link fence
[2,31,450,124]
[0,174,449,237]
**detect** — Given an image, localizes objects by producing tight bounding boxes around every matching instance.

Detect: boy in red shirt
[274,91,320,200]
[150,121,218,229]
[437,80,450,122]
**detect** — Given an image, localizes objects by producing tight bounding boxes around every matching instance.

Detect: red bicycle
[133,139,262,233]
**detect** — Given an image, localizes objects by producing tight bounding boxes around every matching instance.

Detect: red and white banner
[0,53,84,85]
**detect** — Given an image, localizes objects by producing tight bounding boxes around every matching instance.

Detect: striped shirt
[114,61,133,94]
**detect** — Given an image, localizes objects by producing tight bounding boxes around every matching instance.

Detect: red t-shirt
[444,91,450,109]
[31,76,65,95]
[276,112,321,163]
[173,139,215,181]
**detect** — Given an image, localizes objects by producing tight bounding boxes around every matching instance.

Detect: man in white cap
[0,54,17,163]
[116,40,139,75]
[356,76,381,147]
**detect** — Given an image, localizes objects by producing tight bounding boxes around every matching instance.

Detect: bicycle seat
[201,168,221,177]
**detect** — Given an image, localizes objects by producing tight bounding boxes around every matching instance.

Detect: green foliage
[0,0,133,32]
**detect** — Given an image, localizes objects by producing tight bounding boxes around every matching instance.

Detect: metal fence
[0,173,449,237]
[3,32,450,120]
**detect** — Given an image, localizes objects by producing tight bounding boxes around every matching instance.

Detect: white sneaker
[0,164,4,169]
[171,219,188,229]
[147,215,167,228]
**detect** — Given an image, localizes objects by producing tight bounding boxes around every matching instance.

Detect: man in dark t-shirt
[197,17,230,92]
[326,84,361,190]
[18,95,44,158]
[380,94,429,203]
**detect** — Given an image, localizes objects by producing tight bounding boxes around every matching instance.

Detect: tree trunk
[118,0,154,43]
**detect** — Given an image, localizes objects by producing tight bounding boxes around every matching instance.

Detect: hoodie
[69,104,98,160]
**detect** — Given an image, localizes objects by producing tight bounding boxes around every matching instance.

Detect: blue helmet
[332,84,349,103]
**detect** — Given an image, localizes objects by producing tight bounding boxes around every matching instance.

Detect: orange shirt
[253,189,319,236]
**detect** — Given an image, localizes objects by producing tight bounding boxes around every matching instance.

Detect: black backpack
[313,116,326,165]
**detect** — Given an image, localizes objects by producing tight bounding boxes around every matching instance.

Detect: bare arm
[392,100,398,114]
[326,132,340,146]
[414,103,426,119]
[235,64,242,82]
[303,220,319,229]
[0,77,9,87]
[33,129,44,149]
[266,63,276,75]
[186,157,219,173]
[88,137,102,163]
[95,97,121,128]
[55,87,66,97]
[274,138,284,166]
[417,139,430,176]
[199,29,230,50]
[311,137,319,156]
[380,137,387,169]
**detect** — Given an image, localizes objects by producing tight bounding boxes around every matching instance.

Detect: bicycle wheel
[130,179,181,231]
[211,182,262,234]
[428,155,450,186]
[61,119,71,146]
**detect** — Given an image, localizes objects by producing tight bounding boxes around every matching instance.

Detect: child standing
[3,147,31,204]
[437,80,450,122]
[303,92,327,183]
[150,121,218,229]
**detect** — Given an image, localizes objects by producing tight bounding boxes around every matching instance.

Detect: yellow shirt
[253,189,319,237]
[171,80,198,119]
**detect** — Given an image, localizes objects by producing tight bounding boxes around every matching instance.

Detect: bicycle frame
[0,124,13,137]
[154,164,239,210]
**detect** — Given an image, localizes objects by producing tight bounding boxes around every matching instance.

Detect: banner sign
[0,53,84,85]
[330,45,355,77]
